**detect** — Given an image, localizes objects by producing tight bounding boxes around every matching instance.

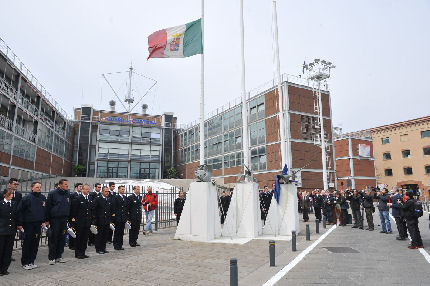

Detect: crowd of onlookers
[297,187,425,249]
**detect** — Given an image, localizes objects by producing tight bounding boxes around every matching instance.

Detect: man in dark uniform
[46,179,71,265]
[391,189,407,240]
[347,190,363,229]
[300,191,311,222]
[17,182,47,270]
[219,191,229,225]
[107,182,116,243]
[88,183,101,246]
[93,186,114,254]
[70,184,92,259]
[323,190,334,224]
[8,178,22,206]
[311,189,323,221]
[0,188,17,276]
[126,186,142,247]
[174,190,185,225]
[401,191,423,249]
[68,183,82,250]
[113,185,127,251]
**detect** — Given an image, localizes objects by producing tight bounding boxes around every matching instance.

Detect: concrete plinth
[174,182,221,242]
[221,182,261,239]
[278,184,300,235]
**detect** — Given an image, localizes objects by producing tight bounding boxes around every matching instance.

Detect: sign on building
[358,144,371,157]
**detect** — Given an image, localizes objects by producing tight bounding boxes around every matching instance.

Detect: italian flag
[147,19,203,59]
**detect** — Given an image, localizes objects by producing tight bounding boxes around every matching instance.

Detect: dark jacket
[46,188,71,220]
[376,193,390,211]
[402,199,416,220]
[339,196,349,210]
[70,194,93,228]
[300,194,311,210]
[323,194,334,210]
[391,194,404,217]
[346,193,362,211]
[0,200,17,235]
[174,197,185,216]
[12,190,23,206]
[362,194,374,209]
[126,193,142,223]
[17,192,46,225]
[220,195,231,214]
[89,191,101,201]
[113,194,128,223]
[93,195,114,226]
[312,194,323,208]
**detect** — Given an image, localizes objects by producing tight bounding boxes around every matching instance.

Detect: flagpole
[199,0,205,166]
[273,0,287,168]
[240,0,250,180]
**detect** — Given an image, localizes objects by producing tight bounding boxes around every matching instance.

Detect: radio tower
[303,59,335,190]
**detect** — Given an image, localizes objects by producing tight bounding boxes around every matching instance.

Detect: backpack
[413,200,423,218]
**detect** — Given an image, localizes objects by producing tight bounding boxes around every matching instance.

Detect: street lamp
[303,59,335,190]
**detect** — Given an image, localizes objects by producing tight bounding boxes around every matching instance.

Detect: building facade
[73,106,176,179]
[0,37,73,181]
[334,135,376,190]
[363,116,430,195]
[176,75,336,190]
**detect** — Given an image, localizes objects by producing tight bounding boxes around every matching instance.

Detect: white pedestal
[262,196,279,236]
[278,184,300,235]
[174,182,221,242]
[222,182,261,238]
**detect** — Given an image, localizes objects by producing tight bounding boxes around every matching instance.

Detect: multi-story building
[334,134,376,190]
[176,75,336,190]
[357,116,430,196]
[73,105,176,179]
[0,37,73,181]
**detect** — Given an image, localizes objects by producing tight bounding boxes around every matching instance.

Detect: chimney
[109,100,116,112]
[142,104,148,115]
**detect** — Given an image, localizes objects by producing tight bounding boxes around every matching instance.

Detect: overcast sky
[0,0,429,132]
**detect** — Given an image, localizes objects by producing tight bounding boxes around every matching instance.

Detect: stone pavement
[2,212,429,286]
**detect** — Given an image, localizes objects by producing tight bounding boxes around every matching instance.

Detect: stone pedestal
[278,184,300,235]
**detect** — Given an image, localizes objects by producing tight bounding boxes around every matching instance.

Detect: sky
[0,0,429,132]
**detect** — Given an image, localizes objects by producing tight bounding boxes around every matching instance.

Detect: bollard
[316,219,320,234]
[269,240,275,267]
[306,224,310,241]
[154,191,159,231]
[323,216,327,229]
[230,258,238,286]
[292,231,297,252]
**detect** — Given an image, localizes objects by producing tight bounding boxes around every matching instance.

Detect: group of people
[0,178,161,276]
[298,187,424,249]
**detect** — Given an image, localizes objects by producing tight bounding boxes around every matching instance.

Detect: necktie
[8,202,11,207]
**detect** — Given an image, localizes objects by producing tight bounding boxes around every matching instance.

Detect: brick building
[0,37,73,181]
[176,75,336,190]
[334,135,376,190]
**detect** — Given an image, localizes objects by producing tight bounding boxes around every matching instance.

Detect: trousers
[48,218,67,261]
[21,222,41,265]
[394,216,407,238]
[75,225,89,257]
[113,222,125,249]
[0,234,14,273]
[365,208,374,229]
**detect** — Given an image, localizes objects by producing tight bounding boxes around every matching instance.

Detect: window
[381,137,390,144]
[402,150,411,158]
[97,161,128,178]
[424,147,430,156]
[403,167,413,175]
[400,134,408,142]
[383,152,391,160]
[384,169,393,176]
[130,162,159,179]
[250,121,265,146]
[250,146,266,171]
[421,130,430,138]
[425,166,430,174]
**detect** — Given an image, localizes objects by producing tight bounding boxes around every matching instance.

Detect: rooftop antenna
[124,63,135,110]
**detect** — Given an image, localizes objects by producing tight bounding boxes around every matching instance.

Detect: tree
[166,167,179,179]
[73,164,86,176]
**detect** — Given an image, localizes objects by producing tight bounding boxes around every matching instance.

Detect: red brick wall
[12,156,33,170]
[0,165,8,177]
[51,155,63,176]
[355,179,377,190]
[334,139,349,158]
[300,171,323,189]
[353,159,375,177]
[291,142,323,170]
[265,89,279,117]
[335,159,351,178]
[224,166,241,176]
[35,147,51,174]
[254,171,278,189]
[289,113,302,140]
[265,116,280,143]
[63,160,72,176]
[266,143,281,170]
[0,151,10,164]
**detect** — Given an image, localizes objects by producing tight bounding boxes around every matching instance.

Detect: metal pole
[230,258,238,286]
[318,81,328,190]
[273,0,287,167]
[199,0,205,166]
[155,191,159,231]
[269,240,275,266]
[240,0,250,177]
[316,219,320,234]
[291,231,296,251]
[306,224,310,241]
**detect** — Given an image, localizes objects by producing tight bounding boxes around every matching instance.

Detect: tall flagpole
[240,0,250,179]
[273,0,287,168]
[199,0,205,166]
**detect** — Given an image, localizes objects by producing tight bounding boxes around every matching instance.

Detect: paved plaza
[2,212,429,286]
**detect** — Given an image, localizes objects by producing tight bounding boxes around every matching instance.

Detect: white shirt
[3,198,11,206]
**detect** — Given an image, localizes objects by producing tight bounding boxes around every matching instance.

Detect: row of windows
[385,166,430,176]
[97,142,161,161]
[96,161,160,179]
[99,124,161,143]
[381,130,430,145]
[383,147,430,160]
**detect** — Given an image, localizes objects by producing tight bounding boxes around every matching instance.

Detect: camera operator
[323,190,334,225]
[400,191,423,249]
[346,189,363,229]
[376,188,392,234]
[362,189,375,231]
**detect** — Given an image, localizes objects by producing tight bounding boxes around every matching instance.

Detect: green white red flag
[147,19,203,59]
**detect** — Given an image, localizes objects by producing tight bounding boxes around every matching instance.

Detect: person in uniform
[126,186,142,247]
[401,191,423,249]
[107,182,116,243]
[391,189,407,240]
[300,191,311,222]
[88,183,101,246]
[219,191,228,225]
[17,182,47,270]
[323,191,334,224]
[8,178,22,206]
[174,190,185,224]
[0,188,17,276]
[113,185,127,251]
[362,189,375,231]
[70,184,92,259]
[338,191,349,226]
[68,183,82,251]
[46,179,71,265]
[311,189,323,221]
[93,186,114,254]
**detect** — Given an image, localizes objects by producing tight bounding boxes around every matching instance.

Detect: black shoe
[96,251,105,254]
[352,226,358,228]
[2,271,9,275]
[130,244,136,247]
[380,231,386,233]
[365,228,369,230]
[359,227,363,229]
[396,237,407,241]
[386,231,392,234]
[103,250,109,253]
[76,256,85,259]
[115,247,124,250]
[369,228,374,231]
[11,258,15,261]
[83,255,90,258]
[135,243,140,246]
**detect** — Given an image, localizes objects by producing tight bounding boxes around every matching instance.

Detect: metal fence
[8,183,183,249]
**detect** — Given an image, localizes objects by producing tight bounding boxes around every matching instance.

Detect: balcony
[0,114,13,131]
[0,76,17,100]
[14,124,36,143]
[16,92,38,117]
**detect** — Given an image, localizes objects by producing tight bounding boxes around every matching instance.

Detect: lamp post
[303,59,335,190]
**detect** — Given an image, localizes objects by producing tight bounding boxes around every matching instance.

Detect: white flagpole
[240,0,250,179]
[273,0,287,168]
[199,0,205,166]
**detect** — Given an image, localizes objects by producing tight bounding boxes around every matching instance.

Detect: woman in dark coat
[0,188,17,276]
